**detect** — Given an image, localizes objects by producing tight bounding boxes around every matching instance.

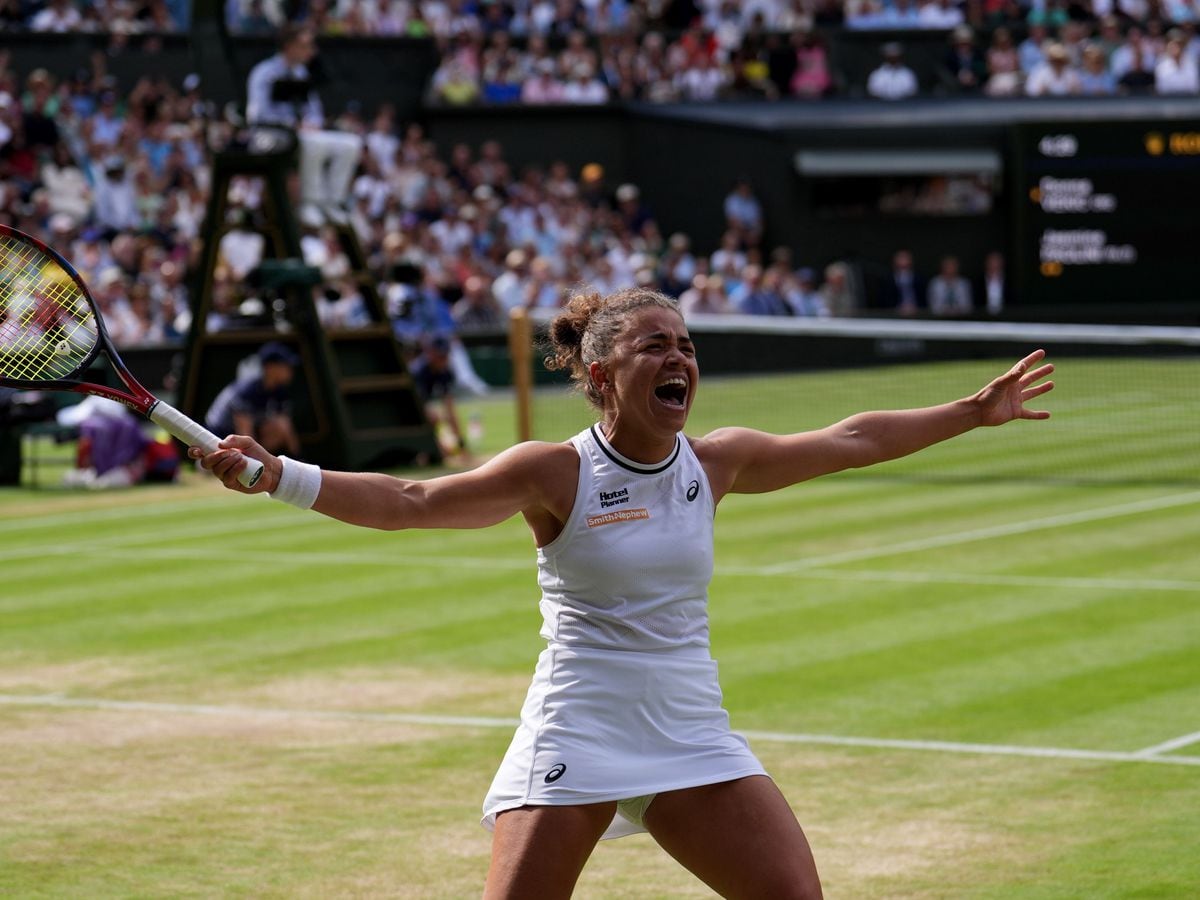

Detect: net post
[508,308,534,443]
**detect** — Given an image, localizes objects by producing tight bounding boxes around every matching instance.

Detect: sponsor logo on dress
[545,763,567,783]
[598,487,630,508]
[586,508,650,528]
[686,479,699,501]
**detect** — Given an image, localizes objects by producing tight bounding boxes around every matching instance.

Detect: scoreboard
[1014,120,1200,307]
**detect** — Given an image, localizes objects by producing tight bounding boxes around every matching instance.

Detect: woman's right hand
[189,434,280,495]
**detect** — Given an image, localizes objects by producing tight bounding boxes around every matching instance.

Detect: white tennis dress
[482,425,766,840]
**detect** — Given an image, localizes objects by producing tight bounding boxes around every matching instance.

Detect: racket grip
[149,400,264,488]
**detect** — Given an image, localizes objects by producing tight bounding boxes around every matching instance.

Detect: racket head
[0,224,151,410]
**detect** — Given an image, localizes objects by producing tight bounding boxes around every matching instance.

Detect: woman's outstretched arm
[698,350,1055,498]
[193,437,578,531]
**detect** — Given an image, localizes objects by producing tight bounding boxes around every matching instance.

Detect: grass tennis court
[3,358,1199,897]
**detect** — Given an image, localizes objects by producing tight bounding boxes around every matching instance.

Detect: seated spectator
[493,248,530,312]
[677,53,728,101]
[93,155,140,233]
[561,64,610,104]
[1079,44,1118,95]
[985,27,1022,96]
[1027,0,1069,29]
[942,26,986,93]
[917,0,964,29]
[723,177,764,248]
[30,0,81,32]
[561,29,599,77]
[724,41,775,100]
[867,43,919,100]
[927,255,973,316]
[522,60,566,103]
[789,28,832,98]
[1018,23,1050,77]
[872,0,922,28]
[678,274,724,316]
[227,0,285,33]
[1025,43,1082,96]
[218,209,267,280]
[430,55,481,105]
[317,281,370,329]
[1111,27,1150,82]
[452,275,503,331]
[1156,30,1199,94]
[783,268,829,317]
[1164,0,1198,24]
[364,104,400,176]
[732,265,790,316]
[1095,16,1124,63]
[41,144,90,225]
[820,262,858,317]
[482,56,524,103]
[658,232,697,297]
[614,182,654,234]
[93,268,142,347]
[1117,41,1158,93]
[979,250,1008,316]
[880,249,925,316]
[523,255,564,308]
[633,31,678,102]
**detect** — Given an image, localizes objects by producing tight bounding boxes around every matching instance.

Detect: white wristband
[270,456,322,509]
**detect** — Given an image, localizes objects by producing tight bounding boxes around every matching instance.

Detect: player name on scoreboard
[1018,120,1200,304]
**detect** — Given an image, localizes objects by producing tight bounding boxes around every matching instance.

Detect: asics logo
[545,763,567,784]
[686,480,699,502]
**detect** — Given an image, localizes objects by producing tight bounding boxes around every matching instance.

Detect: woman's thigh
[484,801,617,900]
[644,775,822,900]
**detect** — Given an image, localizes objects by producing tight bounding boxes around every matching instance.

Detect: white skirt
[482,644,767,840]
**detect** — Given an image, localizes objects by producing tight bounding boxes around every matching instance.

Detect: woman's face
[594,306,699,437]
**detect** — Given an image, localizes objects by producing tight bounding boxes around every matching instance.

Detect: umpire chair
[178,125,439,469]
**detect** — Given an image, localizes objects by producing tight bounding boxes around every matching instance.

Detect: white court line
[2,693,1199,769]
[738,729,1200,767]
[759,491,1200,574]
[1135,730,1200,757]
[0,693,515,730]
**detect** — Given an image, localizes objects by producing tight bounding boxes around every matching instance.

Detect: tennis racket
[0,224,263,487]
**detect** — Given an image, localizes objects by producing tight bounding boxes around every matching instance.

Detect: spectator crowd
[4,0,1199,101]
[2,0,1187,364]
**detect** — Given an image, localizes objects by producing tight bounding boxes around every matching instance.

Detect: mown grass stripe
[762,491,1200,572]
[4,692,1198,768]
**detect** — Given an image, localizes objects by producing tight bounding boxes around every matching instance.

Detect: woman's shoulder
[493,438,581,479]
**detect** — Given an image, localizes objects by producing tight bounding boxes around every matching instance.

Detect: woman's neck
[598,417,676,465]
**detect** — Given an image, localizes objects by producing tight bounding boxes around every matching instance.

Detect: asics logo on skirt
[544,763,567,783]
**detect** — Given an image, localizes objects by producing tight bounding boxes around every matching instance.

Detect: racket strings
[0,234,99,382]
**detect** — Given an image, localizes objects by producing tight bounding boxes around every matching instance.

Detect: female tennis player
[195,288,1054,899]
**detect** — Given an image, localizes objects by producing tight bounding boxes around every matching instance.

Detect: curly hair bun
[545,288,680,411]
[546,292,603,372]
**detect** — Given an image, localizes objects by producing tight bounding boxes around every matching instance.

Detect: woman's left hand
[975,349,1055,427]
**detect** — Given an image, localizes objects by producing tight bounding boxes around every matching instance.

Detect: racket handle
[149,400,264,488]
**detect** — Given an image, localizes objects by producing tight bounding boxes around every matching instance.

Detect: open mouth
[654,377,688,409]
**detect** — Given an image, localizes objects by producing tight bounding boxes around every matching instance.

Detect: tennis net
[514,313,1200,485]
